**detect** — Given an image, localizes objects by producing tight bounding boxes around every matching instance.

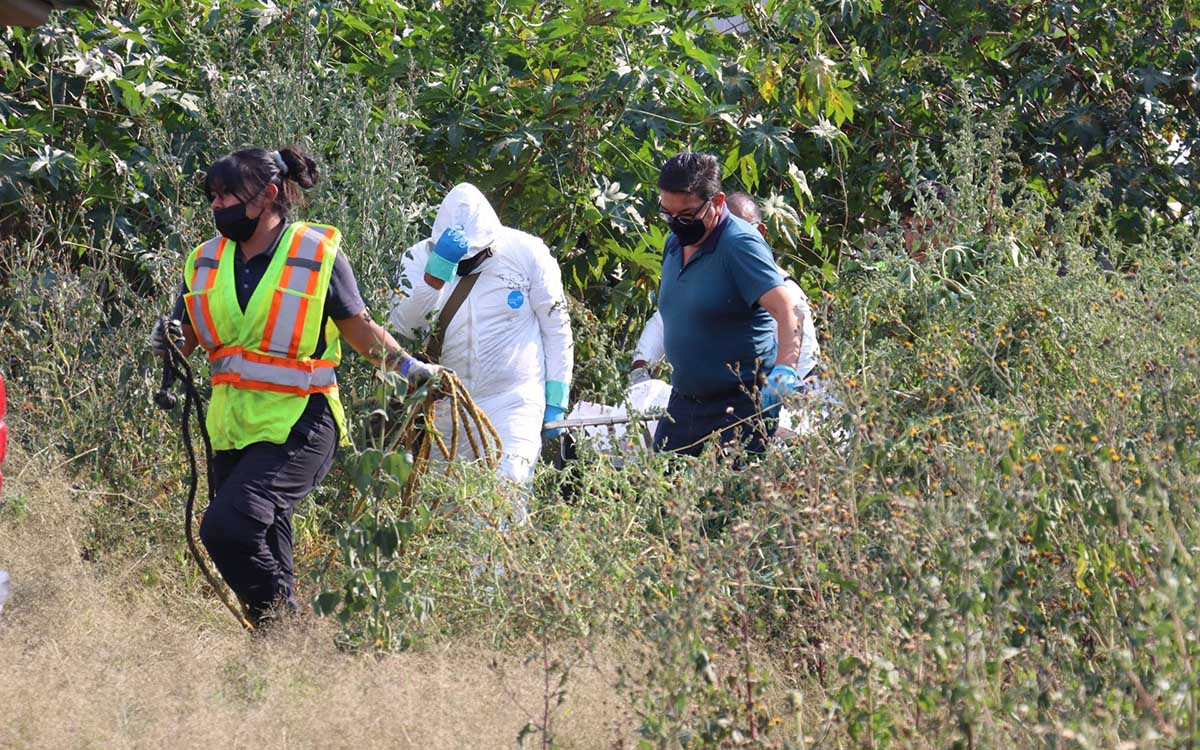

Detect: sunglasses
[658,200,711,224]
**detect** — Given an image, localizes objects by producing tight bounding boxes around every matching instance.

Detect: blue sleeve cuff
[424,253,458,283]
[545,380,570,409]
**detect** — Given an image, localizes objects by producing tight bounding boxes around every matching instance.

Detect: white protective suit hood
[432,182,501,259]
[390,182,575,503]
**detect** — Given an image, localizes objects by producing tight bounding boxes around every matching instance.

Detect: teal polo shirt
[658,207,785,398]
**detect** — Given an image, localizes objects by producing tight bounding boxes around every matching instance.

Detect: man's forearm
[784,297,813,368]
[776,317,801,370]
[759,286,803,370]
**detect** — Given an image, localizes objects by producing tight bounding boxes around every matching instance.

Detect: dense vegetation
[2,1,1199,748]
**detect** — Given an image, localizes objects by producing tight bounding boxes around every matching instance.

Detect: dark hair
[726,192,762,224]
[657,152,722,200]
[203,146,319,218]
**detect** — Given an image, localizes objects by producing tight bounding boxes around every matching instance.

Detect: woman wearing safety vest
[148,146,443,628]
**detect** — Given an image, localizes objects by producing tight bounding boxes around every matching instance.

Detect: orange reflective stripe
[260,289,286,353]
[284,227,306,268]
[287,230,333,355]
[210,346,336,372]
[209,239,228,288]
[186,296,205,343]
[259,232,307,352]
[199,294,219,350]
[287,226,317,294]
[259,225,337,357]
[211,373,336,397]
[287,296,310,359]
[186,237,229,352]
[193,238,228,291]
[188,293,220,352]
[268,225,336,358]
[304,227,335,295]
[198,236,228,289]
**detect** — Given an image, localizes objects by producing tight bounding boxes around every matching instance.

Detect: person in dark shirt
[652,153,806,456]
[149,146,442,628]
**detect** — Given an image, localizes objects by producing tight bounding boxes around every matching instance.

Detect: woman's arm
[335,310,413,369]
[166,284,201,357]
[178,322,200,357]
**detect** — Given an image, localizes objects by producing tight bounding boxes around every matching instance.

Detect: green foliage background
[3,0,1197,304]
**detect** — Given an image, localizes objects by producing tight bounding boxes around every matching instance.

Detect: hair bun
[277,147,320,189]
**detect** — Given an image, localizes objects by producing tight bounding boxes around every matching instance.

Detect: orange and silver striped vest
[183,222,348,450]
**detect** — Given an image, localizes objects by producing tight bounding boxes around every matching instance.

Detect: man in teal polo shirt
[652,152,804,456]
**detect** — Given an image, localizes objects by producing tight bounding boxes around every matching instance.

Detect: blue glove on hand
[761,365,800,415]
[424,224,470,283]
[542,405,566,439]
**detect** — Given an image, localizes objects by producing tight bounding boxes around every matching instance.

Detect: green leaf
[723,145,740,177]
[669,29,719,77]
[382,451,411,484]
[738,153,759,192]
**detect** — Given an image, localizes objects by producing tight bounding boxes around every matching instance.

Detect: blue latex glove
[542,404,566,438]
[761,365,800,415]
[424,224,470,282]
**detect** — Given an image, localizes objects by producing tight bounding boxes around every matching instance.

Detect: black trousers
[653,386,776,457]
[199,402,337,623]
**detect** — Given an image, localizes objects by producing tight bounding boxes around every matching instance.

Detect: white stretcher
[551,379,824,464]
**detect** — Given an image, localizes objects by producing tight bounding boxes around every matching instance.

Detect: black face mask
[213,201,260,243]
[457,247,493,276]
[668,215,708,246]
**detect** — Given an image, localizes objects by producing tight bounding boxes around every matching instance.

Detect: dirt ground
[0,448,633,750]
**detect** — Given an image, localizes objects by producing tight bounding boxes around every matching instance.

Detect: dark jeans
[199,401,337,623]
[653,385,776,457]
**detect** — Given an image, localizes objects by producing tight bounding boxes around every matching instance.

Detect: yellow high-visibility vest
[183,222,349,450]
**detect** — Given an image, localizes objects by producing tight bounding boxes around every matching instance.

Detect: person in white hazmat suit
[388,183,573,516]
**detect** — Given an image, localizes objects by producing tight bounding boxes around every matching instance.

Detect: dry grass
[0,447,633,750]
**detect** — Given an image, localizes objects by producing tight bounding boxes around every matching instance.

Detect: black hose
[156,322,253,630]
[154,364,177,411]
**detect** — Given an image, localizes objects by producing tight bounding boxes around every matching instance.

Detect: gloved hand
[761,365,800,415]
[542,404,566,439]
[630,364,651,386]
[149,318,185,357]
[400,357,445,386]
[424,224,470,283]
[543,380,570,438]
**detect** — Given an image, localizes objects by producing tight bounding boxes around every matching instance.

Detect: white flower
[591,181,627,210]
